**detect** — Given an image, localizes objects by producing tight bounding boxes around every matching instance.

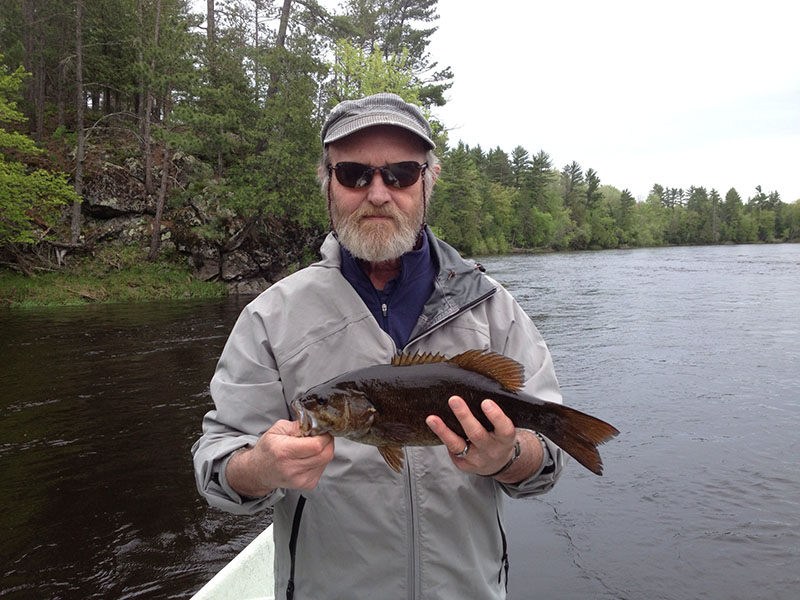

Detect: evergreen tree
[332,0,451,108]
[486,147,512,187]
[508,146,530,188]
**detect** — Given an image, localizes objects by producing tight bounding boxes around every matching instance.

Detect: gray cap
[321,93,435,150]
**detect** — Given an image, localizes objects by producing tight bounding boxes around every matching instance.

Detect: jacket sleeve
[493,290,567,498]
[191,300,288,514]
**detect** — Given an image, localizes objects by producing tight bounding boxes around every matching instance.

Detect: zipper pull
[381,303,388,317]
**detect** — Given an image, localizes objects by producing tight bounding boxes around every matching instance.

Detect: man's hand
[426,396,543,483]
[227,420,335,498]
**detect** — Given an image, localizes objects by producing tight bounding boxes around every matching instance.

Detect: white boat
[191,525,275,600]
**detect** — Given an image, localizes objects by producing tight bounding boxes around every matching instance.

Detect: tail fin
[536,404,619,476]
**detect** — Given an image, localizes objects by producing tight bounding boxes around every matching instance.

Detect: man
[192,93,565,599]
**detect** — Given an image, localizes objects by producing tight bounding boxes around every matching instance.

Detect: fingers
[425,413,467,455]
[427,396,518,474]
[477,399,517,441]
[447,396,516,444]
[251,420,336,491]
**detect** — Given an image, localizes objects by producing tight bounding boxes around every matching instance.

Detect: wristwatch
[486,439,521,477]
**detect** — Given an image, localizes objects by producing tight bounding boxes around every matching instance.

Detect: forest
[1,0,799,285]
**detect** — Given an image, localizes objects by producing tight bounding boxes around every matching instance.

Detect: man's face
[327,125,429,263]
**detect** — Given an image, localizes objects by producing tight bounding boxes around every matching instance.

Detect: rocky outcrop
[71,157,325,294]
[171,209,325,294]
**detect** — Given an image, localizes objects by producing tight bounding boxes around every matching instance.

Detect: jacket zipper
[406,287,497,347]
[496,508,510,592]
[286,495,307,600]
[405,450,419,600]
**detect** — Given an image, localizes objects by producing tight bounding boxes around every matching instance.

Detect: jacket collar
[316,227,496,342]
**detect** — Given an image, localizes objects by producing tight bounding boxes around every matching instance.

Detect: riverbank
[4,240,796,308]
[0,246,226,308]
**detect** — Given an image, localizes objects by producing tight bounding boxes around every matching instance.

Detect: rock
[221,249,259,281]
[226,277,270,295]
[195,259,221,281]
[83,168,149,218]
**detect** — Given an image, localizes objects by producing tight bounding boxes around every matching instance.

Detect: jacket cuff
[497,431,566,498]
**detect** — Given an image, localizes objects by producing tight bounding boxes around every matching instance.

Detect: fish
[291,350,619,476]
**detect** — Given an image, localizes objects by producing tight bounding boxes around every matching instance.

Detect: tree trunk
[267,0,292,98]
[144,0,163,196]
[207,0,215,42]
[276,0,291,49]
[253,1,259,104]
[137,0,146,143]
[22,0,36,130]
[71,0,85,245]
[148,143,171,261]
[35,51,45,141]
[57,37,66,129]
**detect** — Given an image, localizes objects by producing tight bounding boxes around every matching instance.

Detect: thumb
[268,419,302,437]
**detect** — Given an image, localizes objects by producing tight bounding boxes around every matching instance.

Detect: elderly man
[192,93,565,599]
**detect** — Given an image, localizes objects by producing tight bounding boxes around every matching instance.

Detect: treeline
[1,0,797,268]
[0,0,449,256]
[431,144,800,255]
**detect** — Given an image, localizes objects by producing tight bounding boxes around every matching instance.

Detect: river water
[1,244,798,599]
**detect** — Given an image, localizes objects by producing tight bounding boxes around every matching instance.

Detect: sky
[425,0,800,202]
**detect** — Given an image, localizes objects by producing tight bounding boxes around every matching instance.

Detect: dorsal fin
[391,351,450,367]
[391,349,525,392]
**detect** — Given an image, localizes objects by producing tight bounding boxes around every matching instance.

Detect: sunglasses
[328,161,427,189]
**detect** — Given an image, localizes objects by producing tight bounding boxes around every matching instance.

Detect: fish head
[291,386,376,439]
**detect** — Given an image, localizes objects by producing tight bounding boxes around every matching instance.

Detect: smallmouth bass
[291,350,619,475]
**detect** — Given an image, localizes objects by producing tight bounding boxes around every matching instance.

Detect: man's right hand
[226,420,335,498]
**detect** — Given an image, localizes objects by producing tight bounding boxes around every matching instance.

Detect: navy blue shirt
[340,231,437,350]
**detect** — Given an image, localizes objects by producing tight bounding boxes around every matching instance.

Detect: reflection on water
[1,244,799,599]
[0,299,269,599]
[481,244,800,600]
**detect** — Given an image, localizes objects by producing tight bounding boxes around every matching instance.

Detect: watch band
[486,439,521,477]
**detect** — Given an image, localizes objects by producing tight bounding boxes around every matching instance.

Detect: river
[1,243,798,599]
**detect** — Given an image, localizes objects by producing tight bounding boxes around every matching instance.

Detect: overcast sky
[426,0,800,201]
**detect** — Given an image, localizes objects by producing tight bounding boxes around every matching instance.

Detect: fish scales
[292,350,619,476]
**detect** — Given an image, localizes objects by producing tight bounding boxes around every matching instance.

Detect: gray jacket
[192,230,565,600]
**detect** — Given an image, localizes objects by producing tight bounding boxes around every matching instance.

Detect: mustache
[352,205,400,220]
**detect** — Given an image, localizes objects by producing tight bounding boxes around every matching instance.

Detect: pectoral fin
[377,446,405,473]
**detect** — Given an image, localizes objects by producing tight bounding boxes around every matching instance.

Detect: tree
[585,168,602,211]
[331,40,418,102]
[721,187,742,242]
[0,56,77,245]
[616,189,636,244]
[508,146,529,188]
[428,142,482,253]
[487,147,512,187]
[332,0,451,108]
[72,0,85,244]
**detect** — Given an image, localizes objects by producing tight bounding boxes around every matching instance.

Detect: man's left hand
[426,396,521,477]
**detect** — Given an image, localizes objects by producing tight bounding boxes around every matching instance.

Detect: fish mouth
[291,400,319,436]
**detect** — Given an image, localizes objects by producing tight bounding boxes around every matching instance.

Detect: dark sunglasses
[328,161,427,189]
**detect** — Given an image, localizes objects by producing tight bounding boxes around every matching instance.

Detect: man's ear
[431,163,441,182]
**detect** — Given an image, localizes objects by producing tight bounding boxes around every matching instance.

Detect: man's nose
[365,171,392,205]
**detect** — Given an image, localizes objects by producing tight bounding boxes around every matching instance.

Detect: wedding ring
[455,441,471,458]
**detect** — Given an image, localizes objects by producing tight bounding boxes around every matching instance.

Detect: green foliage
[332,40,418,101]
[0,161,76,243]
[0,246,226,307]
[1,0,795,291]
[0,57,76,244]
[228,48,327,229]
[332,0,451,108]
[427,141,796,256]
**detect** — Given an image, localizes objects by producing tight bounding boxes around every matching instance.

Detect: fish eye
[316,397,326,405]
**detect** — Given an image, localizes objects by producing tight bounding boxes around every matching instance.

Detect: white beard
[331,198,424,263]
